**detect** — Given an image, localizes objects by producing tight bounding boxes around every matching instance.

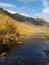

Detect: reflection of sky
[0,39,49,65]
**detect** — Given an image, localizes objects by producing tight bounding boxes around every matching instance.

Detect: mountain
[0,8,49,26]
[0,8,49,55]
[0,8,49,36]
[12,13,46,26]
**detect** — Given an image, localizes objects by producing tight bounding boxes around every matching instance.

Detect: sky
[0,0,49,22]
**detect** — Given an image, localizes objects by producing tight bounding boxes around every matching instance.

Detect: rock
[18,61,21,64]
[18,42,22,44]
[0,52,7,56]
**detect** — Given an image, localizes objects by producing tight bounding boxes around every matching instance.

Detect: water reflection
[0,39,49,65]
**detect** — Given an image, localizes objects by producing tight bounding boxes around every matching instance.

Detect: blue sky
[0,0,49,21]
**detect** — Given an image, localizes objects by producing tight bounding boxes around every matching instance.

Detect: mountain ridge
[0,8,49,26]
[0,8,49,36]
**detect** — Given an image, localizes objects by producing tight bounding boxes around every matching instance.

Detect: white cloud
[18,0,38,2]
[34,13,49,22]
[42,0,49,14]
[42,0,49,21]
[7,10,17,14]
[34,12,49,22]
[43,8,49,14]
[34,0,49,22]
[0,2,16,8]
[42,0,49,8]
[19,13,29,16]
[0,2,17,13]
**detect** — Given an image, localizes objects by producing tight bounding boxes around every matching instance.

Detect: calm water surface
[0,38,49,65]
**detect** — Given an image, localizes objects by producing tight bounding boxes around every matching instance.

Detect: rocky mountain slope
[0,8,49,36]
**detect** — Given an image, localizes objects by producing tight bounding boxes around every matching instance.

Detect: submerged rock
[0,52,7,56]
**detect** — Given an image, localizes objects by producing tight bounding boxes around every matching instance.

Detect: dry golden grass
[0,13,49,37]
[0,13,49,55]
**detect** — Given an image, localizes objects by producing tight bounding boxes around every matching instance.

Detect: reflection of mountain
[0,8,49,35]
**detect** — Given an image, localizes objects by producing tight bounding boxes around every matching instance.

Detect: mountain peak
[0,8,3,10]
[0,8,6,13]
[0,8,5,12]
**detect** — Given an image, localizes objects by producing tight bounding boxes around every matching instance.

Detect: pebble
[18,61,21,64]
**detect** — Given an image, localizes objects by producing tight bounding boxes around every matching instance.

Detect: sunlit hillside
[0,8,49,38]
[0,12,49,36]
[0,8,49,55]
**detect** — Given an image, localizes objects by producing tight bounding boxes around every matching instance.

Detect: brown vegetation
[0,8,49,55]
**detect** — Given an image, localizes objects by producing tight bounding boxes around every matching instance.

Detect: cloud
[34,12,49,22]
[43,8,49,14]
[42,0,49,14]
[17,6,27,11]
[34,0,49,22]
[34,13,49,21]
[0,2,28,15]
[7,10,17,13]
[42,0,49,13]
[0,2,17,13]
[18,0,37,2]
[42,0,49,21]
[0,2,16,8]
[42,0,49,8]
[20,13,29,16]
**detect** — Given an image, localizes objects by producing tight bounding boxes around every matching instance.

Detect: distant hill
[12,13,46,26]
[0,8,49,26]
[0,8,49,36]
